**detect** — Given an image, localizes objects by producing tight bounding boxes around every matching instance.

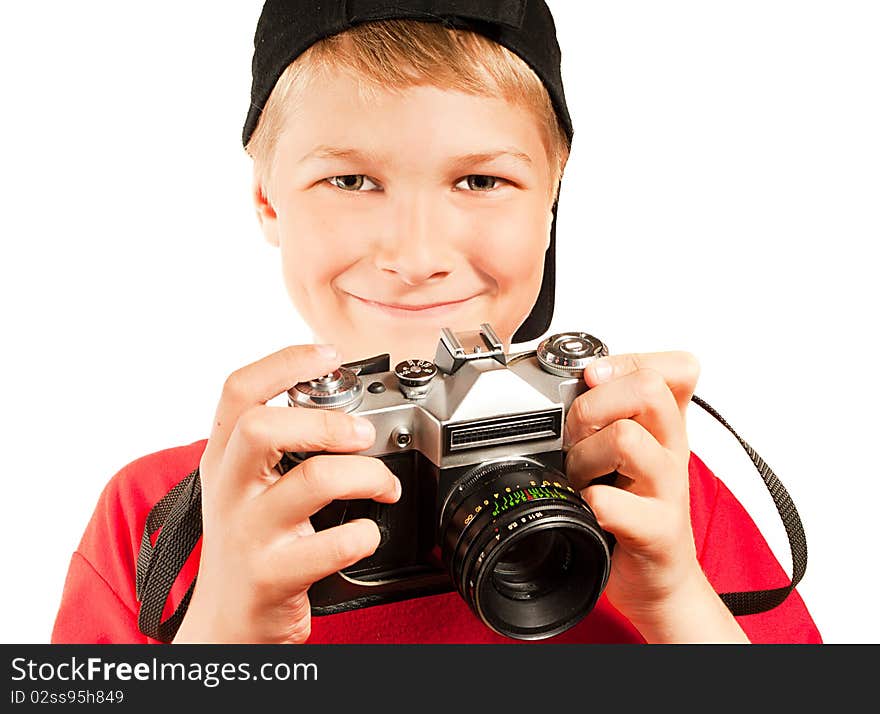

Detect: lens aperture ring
[442,471,583,583]
[438,459,545,548]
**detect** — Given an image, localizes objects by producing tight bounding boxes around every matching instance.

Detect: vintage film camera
[279,324,615,640]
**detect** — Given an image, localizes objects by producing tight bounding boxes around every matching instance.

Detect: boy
[52,0,820,644]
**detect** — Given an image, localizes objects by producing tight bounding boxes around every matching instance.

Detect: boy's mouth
[346,292,479,318]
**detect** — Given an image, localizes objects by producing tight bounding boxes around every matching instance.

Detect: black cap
[244,0,572,342]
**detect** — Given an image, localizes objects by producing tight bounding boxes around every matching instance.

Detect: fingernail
[353,417,375,441]
[393,476,402,500]
[316,343,338,360]
[589,360,613,383]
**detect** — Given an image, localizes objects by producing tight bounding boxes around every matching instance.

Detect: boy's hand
[563,352,748,643]
[172,344,400,644]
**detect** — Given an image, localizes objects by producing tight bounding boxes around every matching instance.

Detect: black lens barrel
[439,460,612,640]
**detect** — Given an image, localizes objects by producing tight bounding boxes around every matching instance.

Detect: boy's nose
[372,194,456,285]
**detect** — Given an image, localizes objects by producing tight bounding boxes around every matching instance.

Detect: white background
[1,1,877,643]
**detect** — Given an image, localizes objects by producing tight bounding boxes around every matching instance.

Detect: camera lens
[439,459,612,640]
[491,529,572,601]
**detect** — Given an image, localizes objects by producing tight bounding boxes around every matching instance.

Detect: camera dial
[287,366,364,412]
[537,332,609,377]
[394,359,438,400]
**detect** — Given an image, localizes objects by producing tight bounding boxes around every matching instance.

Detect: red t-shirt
[51,439,821,644]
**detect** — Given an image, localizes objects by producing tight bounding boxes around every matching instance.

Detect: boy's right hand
[172,344,401,644]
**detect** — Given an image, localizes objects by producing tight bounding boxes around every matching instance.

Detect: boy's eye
[327,175,381,192]
[326,174,507,192]
[454,175,506,192]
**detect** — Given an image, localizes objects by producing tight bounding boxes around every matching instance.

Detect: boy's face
[255,68,556,366]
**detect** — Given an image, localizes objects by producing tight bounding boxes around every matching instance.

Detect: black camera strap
[135,466,201,643]
[134,395,808,641]
[690,395,808,614]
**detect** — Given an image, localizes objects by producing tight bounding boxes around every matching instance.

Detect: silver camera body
[282,323,613,640]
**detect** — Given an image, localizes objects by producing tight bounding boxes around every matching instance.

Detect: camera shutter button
[309,371,345,390]
[394,359,437,400]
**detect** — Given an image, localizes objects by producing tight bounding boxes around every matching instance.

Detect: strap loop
[136,468,202,643]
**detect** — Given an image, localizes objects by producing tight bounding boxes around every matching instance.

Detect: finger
[253,454,401,529]
[219,406,377,500]
[267,518,382,592]
[565,419,681,498]
[566,368,688,454]
[581,484,667,551]
[206,343,343,460]
[583,351,700,414]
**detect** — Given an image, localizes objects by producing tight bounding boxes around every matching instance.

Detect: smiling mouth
[347,293,479,315]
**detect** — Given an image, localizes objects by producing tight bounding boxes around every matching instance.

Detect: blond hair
[246,19,570,205]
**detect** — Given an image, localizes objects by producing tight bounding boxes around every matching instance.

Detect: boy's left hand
[563,351,712,634]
